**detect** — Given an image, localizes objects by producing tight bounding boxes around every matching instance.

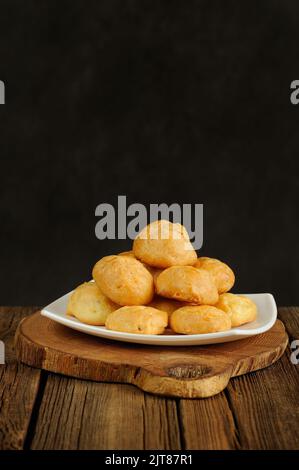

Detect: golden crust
[66,281,119,325]
[194,257,235,294]
[170,305,232,334]
[119,250,161,279]
[118,250,135,258]
[215,293,257,327]
[149,296,185,325]
[151,267,163,286]
[105,306,168,335]
[92,255,154,306]
[156,266,219,305]
[133,220,197,268]
[149,296,185,315]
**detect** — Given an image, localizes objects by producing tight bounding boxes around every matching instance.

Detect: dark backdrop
[1,0,299,306]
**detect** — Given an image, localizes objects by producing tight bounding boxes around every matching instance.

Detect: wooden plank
[0,307,41,450]
[278,307,299,340]
[179,307,299,450]
[30,374,181,450]
[179,392,239,449]
[224,349,299,449]
[222,307,299,450]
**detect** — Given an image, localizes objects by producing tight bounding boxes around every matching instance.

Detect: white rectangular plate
[41,292,277,346]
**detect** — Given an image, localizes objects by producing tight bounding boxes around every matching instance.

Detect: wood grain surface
[0,306,298,449]
[30,378,181,450]
[15,312,288,398]
[0,307,41,450]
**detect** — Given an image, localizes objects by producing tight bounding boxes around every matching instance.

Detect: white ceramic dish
[41,292,277,346]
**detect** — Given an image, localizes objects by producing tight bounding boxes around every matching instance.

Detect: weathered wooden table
[0,307,298,450]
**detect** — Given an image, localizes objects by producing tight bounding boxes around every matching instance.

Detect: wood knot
[166,364,212,379]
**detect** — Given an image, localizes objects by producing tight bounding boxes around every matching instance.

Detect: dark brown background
[0,1,299,305]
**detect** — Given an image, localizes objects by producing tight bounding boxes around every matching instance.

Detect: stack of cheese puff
[67,220,257,335]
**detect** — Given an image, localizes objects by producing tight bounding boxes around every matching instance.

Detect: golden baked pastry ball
[119,250,161,279]
[215,293,257,327]
[194,257,235,294]
[170,305,232,334]
[149,296,185,320]
[92,255,154,306]
[156,266,219,305]
[105,306,168,334]
[66,281,119,325]
[133,220,197,268]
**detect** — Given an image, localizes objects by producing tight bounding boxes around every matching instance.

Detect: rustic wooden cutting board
[14,312,288,398]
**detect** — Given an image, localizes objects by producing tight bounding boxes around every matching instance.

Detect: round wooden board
[15,312,288,398]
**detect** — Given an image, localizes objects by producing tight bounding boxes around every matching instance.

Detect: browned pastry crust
[215,293,257,327]
[66,281,119,325]
[194,257,235,294]
[133,220,197,268]
[105,305,168,334]
[92,255,154,306]
[156,266,219,305]
[170,305,232,334]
